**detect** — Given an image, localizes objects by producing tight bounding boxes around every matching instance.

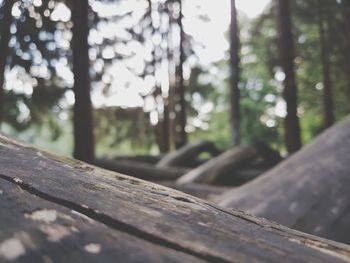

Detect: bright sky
[236,0,271,18]
[184,0,271,65]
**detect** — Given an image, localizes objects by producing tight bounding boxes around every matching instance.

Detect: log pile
[95,140,280,200]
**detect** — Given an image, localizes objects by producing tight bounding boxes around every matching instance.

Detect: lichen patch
[25,209,58,223]
[13,178,23,184]
[84,243,102,254]
[39,224,71,242]
[0,238,26,260]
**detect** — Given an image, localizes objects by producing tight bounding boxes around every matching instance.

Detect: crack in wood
[0,173,232,263]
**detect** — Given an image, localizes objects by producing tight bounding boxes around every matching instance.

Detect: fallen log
[112,155,163,165]
[217,116,350,245]
[95,158,188,181]
[176,146,259,185]
[214,168,268,186]
[159,181,232,201]
[254,142,283,166]
[112,155,208,168]
[157,140,221,168]
[0,135,350,262]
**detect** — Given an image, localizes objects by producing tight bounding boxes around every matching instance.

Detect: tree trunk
[162,98,171,152]
[1,134,350,262]
[230,0,241,146]
[341,0,350,112]
[166,2,176,151]
[217,116,350,245]
[318,0,334,128]
[277,0,302,154]
[174,0,187,149]
[147,0,169,154]
[0,0,14,126]
[72,0,95,163]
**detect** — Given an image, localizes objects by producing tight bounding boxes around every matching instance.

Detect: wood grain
[0,134,350,262]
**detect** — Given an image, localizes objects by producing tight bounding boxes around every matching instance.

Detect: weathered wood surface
[1,135,350,263]
[157,140,221,168]
[176,146,258,185]
[159,181,232,201]
[95,158,188,181]
[217,116,350,245]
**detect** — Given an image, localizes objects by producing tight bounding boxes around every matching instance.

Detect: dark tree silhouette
[341,0,350,111]
[277,0,302,154]
[72,0,95,163]
[146,0,170,153]
[230,0,241,146]
[0,0,14,126]
[318,0,334,128]
[174,0,187,149]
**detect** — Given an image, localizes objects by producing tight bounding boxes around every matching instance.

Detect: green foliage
[94,107,157,156]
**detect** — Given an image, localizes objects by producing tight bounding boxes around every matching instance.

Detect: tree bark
[147,0,170,154]
[217,116,350,245]
[230,0,241,146]
[162,98,171,152]
[166,2,176,150]
[72,0,95,163]
[1,134,350,262]
[160,181,232,201]
[277,0,302,154]
[0,0,14,126]
[341,0,350,112]
[318,0,334,128]
[174,0,187,149]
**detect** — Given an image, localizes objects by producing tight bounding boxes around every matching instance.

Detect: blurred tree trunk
[276,0,302,154]
[161,99,170,152]
[0,0,14,126]
[318,0,334,129]
[72,0,95,163]
[341,0,350,112]
[147,0,169,153]
[166,2,176,151]
[174,0,187,149]
[230,0,241,146]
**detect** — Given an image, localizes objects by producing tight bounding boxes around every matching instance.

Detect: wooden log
[1,136,350,262]
[157,140,221,168]
[159,181,232,201]
[112,155,209,168]
[94,158,188,181]
[254,142,283,166]
[176,146,259,185]
[217,116,350,245]
[112,155,163,165]
[214,168,268,186]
